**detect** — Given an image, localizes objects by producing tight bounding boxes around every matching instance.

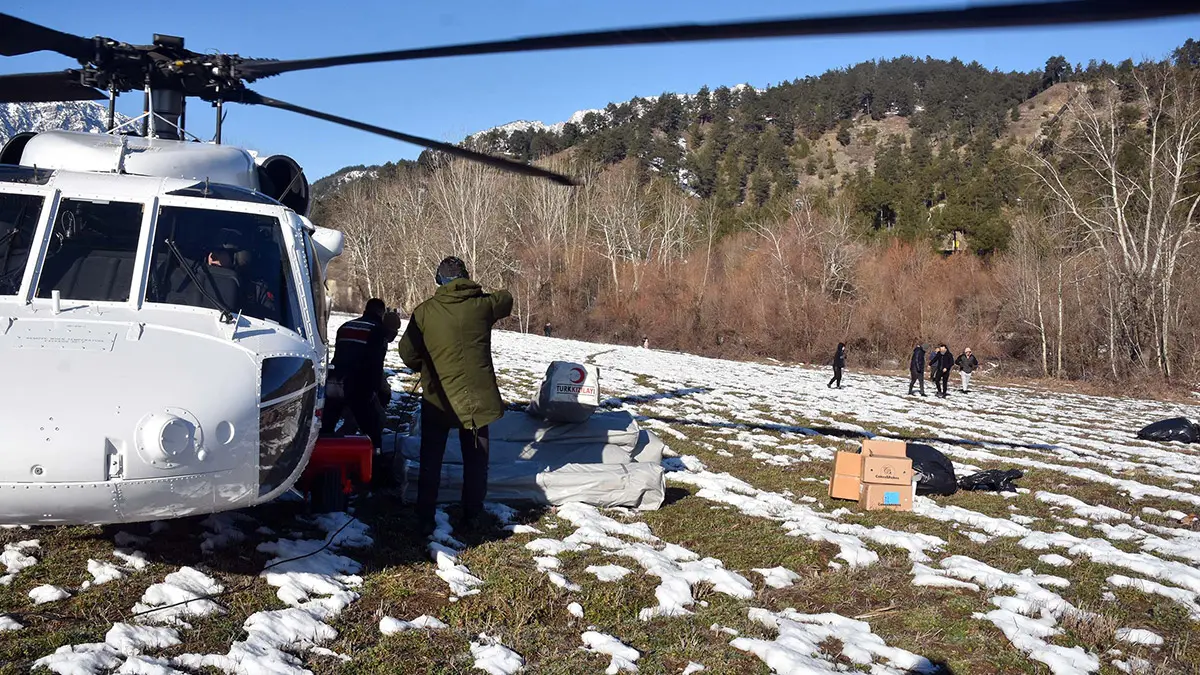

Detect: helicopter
[0,1,1195,525]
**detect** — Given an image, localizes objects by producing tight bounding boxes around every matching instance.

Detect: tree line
[315,43,1200,386]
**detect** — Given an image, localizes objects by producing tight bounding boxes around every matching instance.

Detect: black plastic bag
[906,443,958,496]
[1136,417,1200,444]
[958,469,1023,492]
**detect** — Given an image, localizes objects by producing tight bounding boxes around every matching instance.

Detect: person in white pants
[955,348,979,393]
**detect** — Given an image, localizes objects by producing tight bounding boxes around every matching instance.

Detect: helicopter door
[0,191,45,297]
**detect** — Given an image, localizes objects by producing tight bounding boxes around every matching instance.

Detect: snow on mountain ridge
[1,101,133,145]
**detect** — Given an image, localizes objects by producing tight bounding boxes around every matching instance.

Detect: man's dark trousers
[909,369,925,395]
[417,402,490,527]
[936,371,950,396]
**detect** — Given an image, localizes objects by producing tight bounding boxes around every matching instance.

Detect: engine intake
[256,155,310,216]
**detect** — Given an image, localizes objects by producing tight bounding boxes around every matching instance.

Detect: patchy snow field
[3,315,1200,674]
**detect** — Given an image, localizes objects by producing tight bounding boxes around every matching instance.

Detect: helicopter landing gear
[297,436,373,514]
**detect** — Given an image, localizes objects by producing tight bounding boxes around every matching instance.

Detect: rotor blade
[0,71,105,104]
[237,0,1198,78]
[0,14,94,61]
[237,91,577,186]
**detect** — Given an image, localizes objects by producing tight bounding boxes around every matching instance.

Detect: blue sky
[3,1,1198,179]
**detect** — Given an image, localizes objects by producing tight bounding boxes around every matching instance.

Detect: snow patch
[586,564,632,582]
[1115,628,1163,646]
[87,559,126,586]
[380,614,448,634]
[2,539,39,574]
[132,567,224,628]
[732,607,939,674]
[470,633,525,675]
[581,631,640,673]
[29,584,71,604]
[752,566,800,589]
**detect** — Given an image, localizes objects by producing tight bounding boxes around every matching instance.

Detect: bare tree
[589,164,645,296]
[1027,63,1200,379]
[428,158,508,288]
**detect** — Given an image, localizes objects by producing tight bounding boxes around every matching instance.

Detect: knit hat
[435,256,469,285]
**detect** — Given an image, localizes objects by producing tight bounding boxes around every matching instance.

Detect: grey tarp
[400,460,666,511]
[399,410,664,467]
[396,409,667,510]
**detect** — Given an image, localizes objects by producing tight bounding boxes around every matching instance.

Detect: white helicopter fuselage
[0,130,342,524]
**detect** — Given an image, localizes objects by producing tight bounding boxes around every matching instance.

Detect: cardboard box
[861,455,914,486]
[859,482,914,511]
[862,437,908,458]
[828,451,862,501]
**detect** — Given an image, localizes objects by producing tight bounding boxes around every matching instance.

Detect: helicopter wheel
[309,468,348,514]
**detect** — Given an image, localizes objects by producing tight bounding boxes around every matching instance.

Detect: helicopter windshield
[0,192,44,296]
[35,199,144,302]
[145,206,304,335]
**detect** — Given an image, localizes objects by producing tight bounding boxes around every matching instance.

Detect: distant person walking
[955,348,979,393]
[929,344,953,398]
[908,343,927,396]
[641,336,649,349]
[398,256,513,537]
[828,342,846,389]
[543,322,552,337]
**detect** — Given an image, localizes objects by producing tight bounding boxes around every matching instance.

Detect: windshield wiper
[164,238,236,324]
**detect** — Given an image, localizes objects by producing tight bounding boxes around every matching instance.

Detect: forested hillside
[315,41,1200,388]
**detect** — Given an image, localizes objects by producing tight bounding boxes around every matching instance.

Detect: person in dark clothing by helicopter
[908,342,927,396]
[321,298,399,470]
[828,342,847,389]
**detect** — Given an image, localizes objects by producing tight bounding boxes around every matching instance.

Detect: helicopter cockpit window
[0,192,45,296]
[35,199,143,302]
[146,206,304,335]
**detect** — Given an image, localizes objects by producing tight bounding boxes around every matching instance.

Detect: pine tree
[836,120,852,146]
[695,85,714,124]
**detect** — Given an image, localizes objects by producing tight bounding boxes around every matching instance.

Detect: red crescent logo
[570,367,586,384]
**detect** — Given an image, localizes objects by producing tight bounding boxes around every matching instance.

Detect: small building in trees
[938,230,967,254]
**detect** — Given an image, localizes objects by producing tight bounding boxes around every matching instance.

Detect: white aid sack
[527,361,599,423]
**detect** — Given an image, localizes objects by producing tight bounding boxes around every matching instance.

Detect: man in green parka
[398,256,513,536]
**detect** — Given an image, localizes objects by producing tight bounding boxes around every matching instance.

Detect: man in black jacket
[828,342,847,389]
[908,343,927,396]
[322,298,399,454]
[955,347,979,393]
[929,344,953,398]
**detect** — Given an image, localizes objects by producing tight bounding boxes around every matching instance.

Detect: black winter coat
[929,351,954,375]
[331,313,399,392]
[833,345,846,368]
[910,346,926,373]
[956,353,979,373]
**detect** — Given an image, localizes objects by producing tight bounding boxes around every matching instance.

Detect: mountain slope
[1,101,132,144]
